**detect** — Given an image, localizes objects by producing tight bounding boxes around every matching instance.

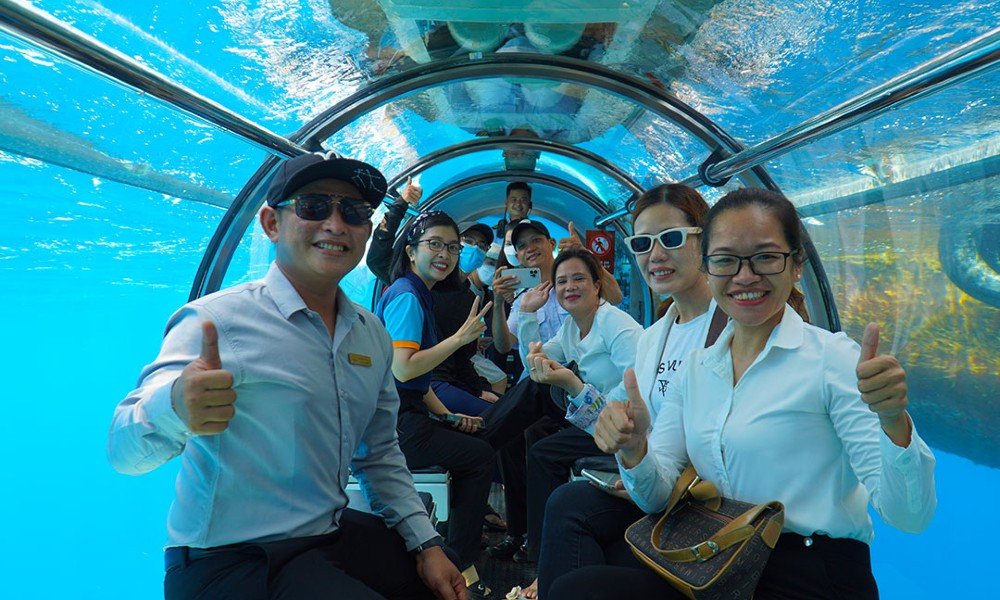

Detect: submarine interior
[1,0,997,598]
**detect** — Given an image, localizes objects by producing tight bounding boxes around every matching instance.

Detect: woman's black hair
[701,188,810,321]
[700,188,804,259]
[551,248,605,299]
[389,210,462,289]
[496,217,525,269]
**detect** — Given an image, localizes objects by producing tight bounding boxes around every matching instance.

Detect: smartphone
[430,413,463,424]
[580,468,622,491]
[430,413,486,431]
[504,267,541,289]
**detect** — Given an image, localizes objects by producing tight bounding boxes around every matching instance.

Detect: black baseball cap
[265,152,387,208]
[510,219,552,245]
[457,221,494,242]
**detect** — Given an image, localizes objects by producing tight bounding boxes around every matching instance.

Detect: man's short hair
[265,152,387,208]
[506,181,532,200]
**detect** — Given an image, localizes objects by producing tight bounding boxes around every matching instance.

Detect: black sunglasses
[275,194,374,225]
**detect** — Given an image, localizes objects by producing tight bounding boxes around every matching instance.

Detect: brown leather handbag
[625,465,785,600]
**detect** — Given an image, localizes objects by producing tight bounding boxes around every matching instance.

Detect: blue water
[3,0,999,595]
[3,157,997,599]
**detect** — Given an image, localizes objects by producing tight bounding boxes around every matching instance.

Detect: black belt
[164,544,246,572]
[779,532,870,554]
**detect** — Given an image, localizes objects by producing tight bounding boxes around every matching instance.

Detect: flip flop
[484,506,507,532]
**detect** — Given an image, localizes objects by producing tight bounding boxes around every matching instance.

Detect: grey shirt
[108,264,437,550]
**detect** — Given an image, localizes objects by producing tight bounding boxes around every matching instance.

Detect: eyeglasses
[275,194,373,225]
[412,239,463,256]
[703,251,796,276]
[625,227,701,255]
[462,236,490,252]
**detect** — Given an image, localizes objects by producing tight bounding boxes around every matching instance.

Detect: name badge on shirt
[349,353,372,367]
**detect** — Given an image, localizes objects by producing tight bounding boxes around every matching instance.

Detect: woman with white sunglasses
[525,184,726,600]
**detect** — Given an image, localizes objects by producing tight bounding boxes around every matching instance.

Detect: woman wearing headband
[375,210,495,599]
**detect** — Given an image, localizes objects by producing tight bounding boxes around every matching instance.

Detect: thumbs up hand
[401,176,423,206]
[856,323,912,444]
[170,320,237,435]
[558,221,583,253]
[593,369,650,468]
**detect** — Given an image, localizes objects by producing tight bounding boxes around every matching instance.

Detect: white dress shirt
[621,305,936,543]
[518,301,642,402]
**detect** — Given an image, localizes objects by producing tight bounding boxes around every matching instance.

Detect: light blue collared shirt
[108,264,437,550]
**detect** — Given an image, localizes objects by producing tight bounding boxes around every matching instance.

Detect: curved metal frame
[5,3,996,328]
[191,55,777,301]
[300,54,756,158]
[0,0,307,158]
[421,171,610,218]
[383,136,645,199]
[702,26,1000,184]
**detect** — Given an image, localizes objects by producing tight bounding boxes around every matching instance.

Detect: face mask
[459,243,486,274]
[503,243,521,267]
[477,264,496,286]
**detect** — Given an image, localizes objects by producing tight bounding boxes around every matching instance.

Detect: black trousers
[396,406,494,571]
[478,378,568,539]
[524,426,603,560]
[547,531,879,600]
[395,378,577,559]
[164,509,441,600]
[536,481,645,599]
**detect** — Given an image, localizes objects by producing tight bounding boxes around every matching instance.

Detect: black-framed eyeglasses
[274,194,373,225]
[703,251,796,276]
[412,239,463,256]
[625,227,701,255]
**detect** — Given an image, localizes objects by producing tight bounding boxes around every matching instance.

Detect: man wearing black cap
[490,219,563,361]
[108,152,467,600]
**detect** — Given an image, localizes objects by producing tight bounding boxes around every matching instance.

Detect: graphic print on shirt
[648,309,713,409]
[656,357,684,395]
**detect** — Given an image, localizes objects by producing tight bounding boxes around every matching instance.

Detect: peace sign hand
[453,296,493,345]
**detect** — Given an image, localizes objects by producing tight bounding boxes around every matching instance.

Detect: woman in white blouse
[507,247,641,595]
[555,188,937,599]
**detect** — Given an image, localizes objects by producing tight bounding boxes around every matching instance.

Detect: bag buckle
[689,541,720,562]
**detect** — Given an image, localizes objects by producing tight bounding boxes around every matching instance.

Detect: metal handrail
[701,26,1000,185]
[383,137,645,198]
[0,0,306,158]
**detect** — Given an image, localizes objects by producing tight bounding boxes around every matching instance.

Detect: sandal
[484,505,507,532]
[504,579,538,600]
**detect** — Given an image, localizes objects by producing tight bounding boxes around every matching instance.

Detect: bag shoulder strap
[653,500,785,562]
[704,305,728,347]
[650,465,786,562]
